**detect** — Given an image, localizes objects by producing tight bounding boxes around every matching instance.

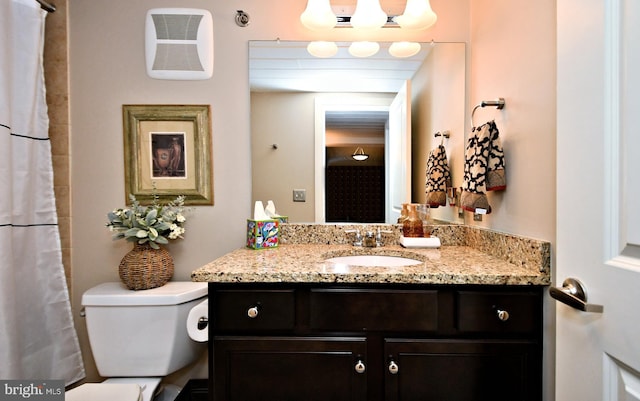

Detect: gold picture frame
[123,104,213,205]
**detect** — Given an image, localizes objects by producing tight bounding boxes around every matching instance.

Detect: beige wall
[251,92,317,222]
[411,42,466,222]
[43,0,71,287]
[468,2,557,400]
[468,0,557,241]
[65,0,556,395]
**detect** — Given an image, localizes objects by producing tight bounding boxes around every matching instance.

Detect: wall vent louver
[145,8,214,80]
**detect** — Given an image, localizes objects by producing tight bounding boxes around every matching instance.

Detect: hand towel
[425,144,451,207]
[461,123,492,213]
[486,120,507,191]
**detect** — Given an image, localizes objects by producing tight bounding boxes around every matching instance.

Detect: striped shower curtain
[0,0,85,385]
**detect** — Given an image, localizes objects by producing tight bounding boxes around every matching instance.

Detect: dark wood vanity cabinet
[208,284,543,401]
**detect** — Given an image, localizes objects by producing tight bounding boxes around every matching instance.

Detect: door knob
[549,278,603,313]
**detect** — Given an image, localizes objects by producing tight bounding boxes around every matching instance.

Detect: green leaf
[136,229,148,238]
[124,228,139,238]
[154,235,169,245]
[145,208,158,225]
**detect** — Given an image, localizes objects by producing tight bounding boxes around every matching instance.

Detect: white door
[556,0,640,399]
[386,81,411,223]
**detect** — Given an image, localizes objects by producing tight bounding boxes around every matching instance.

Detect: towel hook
[471,98,505,129]
[434,130,450,145]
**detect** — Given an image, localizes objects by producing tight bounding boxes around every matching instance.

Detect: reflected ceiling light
[307,41,338,58]
[389,41,421,58]
[300,0,337,30]
[352,147,369,161]
[349,41,380,57]
[394,0,437,30]
[350,0,388,29]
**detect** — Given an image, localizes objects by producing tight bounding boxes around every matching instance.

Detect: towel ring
[471,98,505,129]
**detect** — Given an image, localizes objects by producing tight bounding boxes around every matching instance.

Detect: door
[386,81,411,223]
[556,0,640,399]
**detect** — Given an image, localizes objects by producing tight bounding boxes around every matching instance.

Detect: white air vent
[145,8,214,80]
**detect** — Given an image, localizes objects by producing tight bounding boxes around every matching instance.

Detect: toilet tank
[82,282,208,377]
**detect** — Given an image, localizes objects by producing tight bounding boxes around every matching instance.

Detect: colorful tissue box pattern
[246,219,279,249]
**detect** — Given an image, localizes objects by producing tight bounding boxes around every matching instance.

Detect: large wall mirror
[250,40,466,224]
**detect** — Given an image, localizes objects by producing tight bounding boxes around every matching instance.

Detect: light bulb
[394,0,437,30]
[300,0,337,30]
[350,0,388,29]
[307,41,338,58]
[389,42,422,58]
[348,41,380,57]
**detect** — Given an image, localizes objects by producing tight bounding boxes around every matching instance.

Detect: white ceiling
[249,38,431,141]
[249,40,431,93]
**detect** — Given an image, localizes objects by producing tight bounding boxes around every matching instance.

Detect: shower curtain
[0,0,85,385]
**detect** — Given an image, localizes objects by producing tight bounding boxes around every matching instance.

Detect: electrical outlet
[293,189,306,202]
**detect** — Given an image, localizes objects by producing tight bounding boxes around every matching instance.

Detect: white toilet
[66,281,208,401]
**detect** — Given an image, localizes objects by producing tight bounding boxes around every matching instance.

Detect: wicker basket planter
[119,242,174,290]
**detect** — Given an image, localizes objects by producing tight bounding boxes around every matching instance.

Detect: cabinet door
[213,337,367,401]
[384,339,541,401]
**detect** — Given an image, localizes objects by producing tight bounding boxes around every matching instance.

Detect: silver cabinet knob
[388,360,399,374]
[247,306,259,318]
[496,309,510,321]
[355,360,366,374]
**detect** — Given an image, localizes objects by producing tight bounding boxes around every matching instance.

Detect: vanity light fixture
[388,41,422,58]
[349,41,380,57]
[307,41,339,58]
[300,0,337,30]
[350,0,388,30]
[394,0,437,30]
[301,0,437,59]
[352,147,369,161]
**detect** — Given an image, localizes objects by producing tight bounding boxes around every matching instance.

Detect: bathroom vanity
[191,225,550,401]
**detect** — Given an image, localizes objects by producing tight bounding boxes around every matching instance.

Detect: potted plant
[106,194,187,290]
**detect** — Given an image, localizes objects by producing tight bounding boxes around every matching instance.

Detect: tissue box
[274,215,288,223]
[246,219,279,249]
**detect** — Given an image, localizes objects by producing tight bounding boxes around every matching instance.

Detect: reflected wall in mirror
[250,41,465,224]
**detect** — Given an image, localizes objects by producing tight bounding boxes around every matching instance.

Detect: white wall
[68,0,556,394]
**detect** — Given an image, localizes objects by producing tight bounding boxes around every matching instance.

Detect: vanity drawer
[456,290,540,334]
[309,289,438,332]
[213,289,295,332]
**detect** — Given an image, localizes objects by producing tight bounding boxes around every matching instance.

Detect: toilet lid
[66,383,142,401]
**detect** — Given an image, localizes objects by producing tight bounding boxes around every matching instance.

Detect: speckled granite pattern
[279,223,550,273]
[192,223,551,286]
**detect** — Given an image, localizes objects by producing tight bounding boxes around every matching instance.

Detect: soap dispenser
[397,203,409,224]
[402,204,424,238]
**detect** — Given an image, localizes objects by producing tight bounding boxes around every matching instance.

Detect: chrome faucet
[345,229,363,246]
[347,228,393,247]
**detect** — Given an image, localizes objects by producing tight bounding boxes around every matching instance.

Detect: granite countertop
[191,243,550,286]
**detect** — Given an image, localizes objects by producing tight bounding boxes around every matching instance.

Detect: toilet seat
[66,377,162,401]
[65,383,142,401]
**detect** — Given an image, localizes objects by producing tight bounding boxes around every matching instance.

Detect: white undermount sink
[324,255,423,267]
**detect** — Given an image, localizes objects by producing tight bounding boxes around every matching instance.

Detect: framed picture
[123,104,213,205]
